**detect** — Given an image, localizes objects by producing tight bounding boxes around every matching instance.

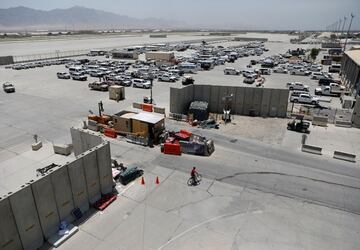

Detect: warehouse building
[145,51,175,62]
[111,50,139,59]
[341,48,360,95]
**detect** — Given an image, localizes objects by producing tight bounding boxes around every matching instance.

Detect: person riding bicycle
[191,167,198,184]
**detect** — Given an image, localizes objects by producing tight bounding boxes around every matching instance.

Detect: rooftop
[131,112,164,124]
[345,49,360,66]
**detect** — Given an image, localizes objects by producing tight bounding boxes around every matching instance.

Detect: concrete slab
[48,224,79,248]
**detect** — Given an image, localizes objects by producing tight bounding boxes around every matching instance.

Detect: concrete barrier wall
[50,166,76,223]
[312,116,328,127]
[301,144,322,155]
[0,132,113,249]
[153,107,166,114]
[70,127,103,156]
[333,151,356,163]
[67,159,90,214]
[0,198,23,250]
[0,56,14,65]
[96,142,113,195]
[9,186,44,250]
[82,150,101,204]
[31,175,60,239]
[170,85,289,118]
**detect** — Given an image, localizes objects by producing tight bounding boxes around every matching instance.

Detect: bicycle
[187,173,202,186]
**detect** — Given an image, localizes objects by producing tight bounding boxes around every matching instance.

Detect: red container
[175,129,192,141]
[142,103,153,112]
[163,141,181,155]
[104,128,117,138]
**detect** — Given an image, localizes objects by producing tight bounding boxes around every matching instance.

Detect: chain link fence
[10,36,233,64]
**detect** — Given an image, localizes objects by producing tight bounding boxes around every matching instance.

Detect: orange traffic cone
[155,176,160,185]
[141,176,145,185]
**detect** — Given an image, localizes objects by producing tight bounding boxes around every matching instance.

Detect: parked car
[158,74,177,82]
[243,76,255,84]
[132,79,151,89]
[57,72,71,79]
[224,67,240,75]
[273,67,288,74]
[311,72,325,80]
[290,93,319,105]
[182,75,194,85]
[259,68,271,75]
[116,78,132,87]
[328,64,341,73]
[118,166,144,185]
[71,72,87,81]
[3,82,15,93]
[318,77,335,86]
[290,69,311,76]
[286,82,309,91]
[88,81,109,91]
[287,118,310,133]
[314,83,346,96]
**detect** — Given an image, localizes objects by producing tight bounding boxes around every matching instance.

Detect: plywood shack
[112,111,136,134]
[131,113,165,144]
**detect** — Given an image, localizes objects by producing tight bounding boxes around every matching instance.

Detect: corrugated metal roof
[131,112,164,124]
[345,50,360,66]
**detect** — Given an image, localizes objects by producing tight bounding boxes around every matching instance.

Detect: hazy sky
[0,0,359,30]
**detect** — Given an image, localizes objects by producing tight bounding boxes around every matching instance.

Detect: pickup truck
[290,93,319,105]
[314,83,347,96]
[88,81,109,91]
[286,82,309,91]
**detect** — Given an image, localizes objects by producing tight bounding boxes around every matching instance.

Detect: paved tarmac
[1,33,360,249]
[54,163,360,250]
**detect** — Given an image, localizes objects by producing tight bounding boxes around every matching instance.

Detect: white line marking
[157,209,260,250]
[118,182,135,195]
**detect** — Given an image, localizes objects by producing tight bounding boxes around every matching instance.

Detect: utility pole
[343,13,355,51]
[150,78,153,104]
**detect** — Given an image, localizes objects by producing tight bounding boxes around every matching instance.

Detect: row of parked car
[11,59,71,70]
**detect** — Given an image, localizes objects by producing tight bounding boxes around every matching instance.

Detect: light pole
[337,19,342,36]
[343,13,355,51]
[341,17,347,38]
[150,78,153,104]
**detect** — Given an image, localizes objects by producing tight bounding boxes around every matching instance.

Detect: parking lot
[1,33,358,159]
[1,32,360,250]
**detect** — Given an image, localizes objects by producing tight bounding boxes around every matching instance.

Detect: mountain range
[0,6,188,31]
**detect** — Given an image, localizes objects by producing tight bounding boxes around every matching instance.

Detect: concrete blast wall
[9,186,44,250]
[0,198,23,250]
[0,56,14,65]
[70,127,103,156]
[170,85,289,118]
[0,133,113,250]
[352,95,360,128]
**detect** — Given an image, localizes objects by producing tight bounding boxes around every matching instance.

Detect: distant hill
[0,6,188,31]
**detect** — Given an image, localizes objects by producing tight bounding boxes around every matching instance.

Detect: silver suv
[132,79,151,89]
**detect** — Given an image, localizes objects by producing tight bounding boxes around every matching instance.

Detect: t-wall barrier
[0,131,113,250]
[170,85,289,118]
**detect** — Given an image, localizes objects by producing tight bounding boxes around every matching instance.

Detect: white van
[178,62,198,73]
[69,66,85,75]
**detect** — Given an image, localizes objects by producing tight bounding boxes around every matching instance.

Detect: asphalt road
[150,121,360,214]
